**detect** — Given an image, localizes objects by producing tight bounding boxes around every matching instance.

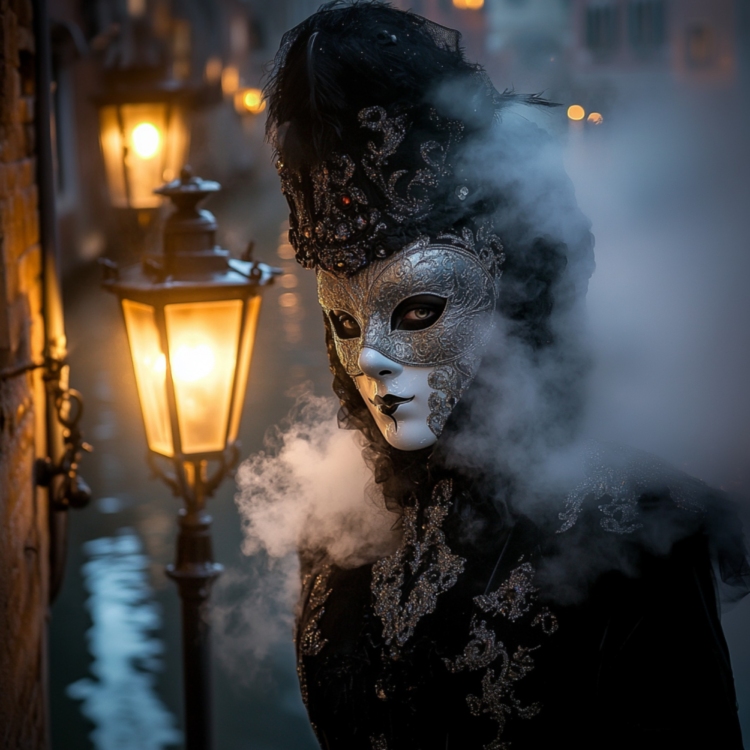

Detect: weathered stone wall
[0,0,50,747]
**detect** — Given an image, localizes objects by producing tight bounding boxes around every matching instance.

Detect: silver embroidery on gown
[558,442,707,534]
[371,479,466,656]
[444,557,558,750]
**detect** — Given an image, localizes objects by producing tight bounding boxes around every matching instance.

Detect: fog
[220,11,750,732]
[574,86,750,494]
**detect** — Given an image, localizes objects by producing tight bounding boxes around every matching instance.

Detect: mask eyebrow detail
[391,294,447,332]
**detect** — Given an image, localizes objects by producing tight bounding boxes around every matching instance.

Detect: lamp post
[103,166,277,750]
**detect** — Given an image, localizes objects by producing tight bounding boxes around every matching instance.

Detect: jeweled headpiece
[277,105,467,275]
[265,1,523,276]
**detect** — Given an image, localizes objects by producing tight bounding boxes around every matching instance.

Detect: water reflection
[67,530,182,750]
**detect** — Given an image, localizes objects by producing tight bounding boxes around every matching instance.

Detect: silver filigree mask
[318,231,501,450]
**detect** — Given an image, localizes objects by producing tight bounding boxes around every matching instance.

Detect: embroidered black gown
[295,449,746,750]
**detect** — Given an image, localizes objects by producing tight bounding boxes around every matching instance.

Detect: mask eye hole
[391,294,447,332]
[329,310,362,339]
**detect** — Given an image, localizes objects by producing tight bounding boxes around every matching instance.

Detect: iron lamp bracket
[34,357,93,510]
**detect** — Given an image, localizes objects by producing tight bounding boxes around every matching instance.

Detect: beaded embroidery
[465,646,542,750]
[558,442,706,535]
[371,479,466,657]
[276,106,466,275]
[298,565,333,657]
[442,557,558,749]
[444,617,506,673]
[474,561,537,622]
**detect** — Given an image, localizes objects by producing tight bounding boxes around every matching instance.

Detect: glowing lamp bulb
[567,105,585,121]
[587,112,604,125]
[132,122,161,159]
[171,344,215,383]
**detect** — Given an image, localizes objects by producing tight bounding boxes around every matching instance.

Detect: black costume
[265,3,749,748]
[296,447,746,749]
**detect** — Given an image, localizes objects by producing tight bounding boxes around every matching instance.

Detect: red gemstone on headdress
[340,194,352,207]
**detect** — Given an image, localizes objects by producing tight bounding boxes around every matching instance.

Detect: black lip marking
[369,393,414,418]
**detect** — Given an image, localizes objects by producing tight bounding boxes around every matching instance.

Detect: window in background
[586,4,620,57]
[628,0,666,52]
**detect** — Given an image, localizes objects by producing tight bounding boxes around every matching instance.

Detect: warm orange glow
[221,66,240,96]
[279,273,298,289]
[165,300,243,455]
[131,122,161,159]
[244,89,265,112]
[205,56,223,84]
[148,352,167,375]
[453,0,484,8]
[127,0,145,17]
[98,102,189,208]
[567,105,586,121]
[234,88,266,115]
[279,292,299,308]
[122,294,262,457]
[171,344,216,382]
[228,297,262,443]
[587,112,604,125]
[122,300,174,457]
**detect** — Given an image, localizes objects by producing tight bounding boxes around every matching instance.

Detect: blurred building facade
[569,0,743,92]
[484,0,571,90]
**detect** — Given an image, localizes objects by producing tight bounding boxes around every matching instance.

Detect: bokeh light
[567,105,585,121]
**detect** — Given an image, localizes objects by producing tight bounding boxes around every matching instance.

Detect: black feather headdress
[265,1,547,275]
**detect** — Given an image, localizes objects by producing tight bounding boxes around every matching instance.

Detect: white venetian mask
[317,234,499,451]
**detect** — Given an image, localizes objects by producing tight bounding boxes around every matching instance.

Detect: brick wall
[0,0,50,747]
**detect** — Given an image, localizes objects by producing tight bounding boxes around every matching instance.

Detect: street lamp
[94,18,193,209]
[102,166,277,750]
[96,84,190,209]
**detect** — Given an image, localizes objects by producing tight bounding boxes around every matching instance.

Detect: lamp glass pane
[162,105,190,183]
[120,103,169,208]
[121,299,174,457]
[228,296,262,443]
[98,105,128,207]
[164,299,243,455]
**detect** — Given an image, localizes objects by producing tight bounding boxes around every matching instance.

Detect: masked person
[264,3,749,748]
